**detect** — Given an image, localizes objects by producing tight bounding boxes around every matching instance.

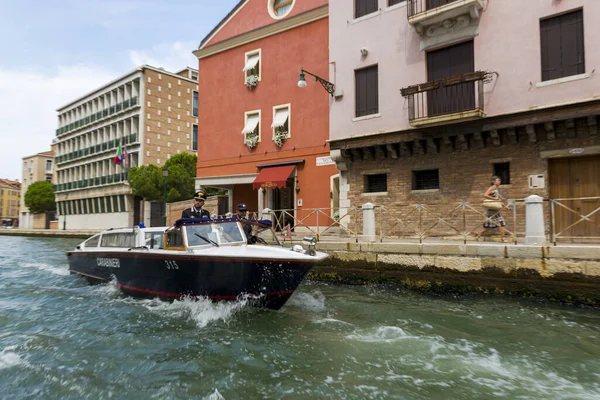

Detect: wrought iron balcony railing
[400,71,492,125]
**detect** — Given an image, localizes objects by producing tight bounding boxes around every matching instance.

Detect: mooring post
[525,195,546,245]
[362,203,375,242]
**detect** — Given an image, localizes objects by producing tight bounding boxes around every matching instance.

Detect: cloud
[0,40,198,181]
[0,65,119,180]
[129,40,198,72]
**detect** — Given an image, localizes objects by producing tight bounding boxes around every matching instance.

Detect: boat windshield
[185,222,245,246]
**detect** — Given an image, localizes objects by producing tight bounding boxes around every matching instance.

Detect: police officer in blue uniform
[181,191,211,219]
[233,203,253,238]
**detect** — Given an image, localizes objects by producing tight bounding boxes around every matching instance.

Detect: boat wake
[285,290,327,312]
[21,262,70,276]
[139,296,249,329]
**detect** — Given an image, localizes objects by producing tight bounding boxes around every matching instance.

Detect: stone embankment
[309,241,600,306]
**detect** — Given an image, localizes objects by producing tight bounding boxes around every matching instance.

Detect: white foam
[285,290,326,312]
[21,263,69,276]
[0,347,27,370]
[312,318,355,327]
[206,388,225,400]
[346,326,412,343]
[141,296,248,329]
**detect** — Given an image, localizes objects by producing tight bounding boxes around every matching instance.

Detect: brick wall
[166,196,220,226]
[345,120,599,238]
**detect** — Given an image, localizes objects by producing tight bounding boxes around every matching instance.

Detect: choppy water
[1,235,600,399]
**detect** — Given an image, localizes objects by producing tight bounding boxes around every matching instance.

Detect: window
[427,41,474,116]
[192,91,198,117]
[243,50,261,86]
[242,110,261,148]
[269,0,294,18]
[355,0,378,18]
[388,0,405,6]
[364,174,387,193]
[46,160,52,172]
[272,104,290,146]
[412,169,440,190]
[94,198,100,213]
[192,125,198,151]
[119,195,126,212]
[112,196,119,212]
[46,177,52,183]
[493,162,510,185]
[100,233,135,248]
[540,9,584,81]
[355,65,379,117]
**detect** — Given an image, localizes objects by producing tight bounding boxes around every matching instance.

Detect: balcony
[407,0,484,49]
[401,71,491,127]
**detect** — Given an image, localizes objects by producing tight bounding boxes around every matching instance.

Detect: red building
[193,0,336,230]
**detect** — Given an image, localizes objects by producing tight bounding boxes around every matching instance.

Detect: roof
[198,0,247,49]
[57,64,198,112]
[0,178,21,189]
[22,150,55,160]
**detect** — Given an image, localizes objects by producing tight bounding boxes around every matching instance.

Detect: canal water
[1,236,599,399]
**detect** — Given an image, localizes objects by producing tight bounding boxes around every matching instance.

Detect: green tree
[164,153,197,202]
[128,164,163,201]
[128,153,198,202]
[24,181,56,213]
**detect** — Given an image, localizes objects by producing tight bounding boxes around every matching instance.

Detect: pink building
[328,0,600,240]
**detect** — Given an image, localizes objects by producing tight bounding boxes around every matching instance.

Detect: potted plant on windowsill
[245,75,259,89]
[244,132,259,149]
[273,129,288,147]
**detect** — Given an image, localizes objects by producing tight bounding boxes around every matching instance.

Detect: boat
[67,218,329,310]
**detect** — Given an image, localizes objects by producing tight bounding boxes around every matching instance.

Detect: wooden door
[427,41,475,117]
[549,156,600,240]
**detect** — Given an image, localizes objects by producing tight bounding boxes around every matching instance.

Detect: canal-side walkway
[3,228,599,306]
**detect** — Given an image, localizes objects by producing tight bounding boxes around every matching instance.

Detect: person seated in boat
[181,191,211,219]
[232,203,253,239]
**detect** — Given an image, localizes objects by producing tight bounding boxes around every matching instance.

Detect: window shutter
[367,66,379,115]
[540,9,584,81]
[355,66,378,117]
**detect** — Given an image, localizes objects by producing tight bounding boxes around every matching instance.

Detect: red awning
[252,165,295,190]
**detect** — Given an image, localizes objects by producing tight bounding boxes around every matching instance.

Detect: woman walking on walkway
[473,176,512,242]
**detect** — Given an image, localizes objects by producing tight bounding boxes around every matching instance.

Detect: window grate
[365,174,387,193]
[413,169,439,190]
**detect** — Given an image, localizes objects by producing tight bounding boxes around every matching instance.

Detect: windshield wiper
[195,233,219,247]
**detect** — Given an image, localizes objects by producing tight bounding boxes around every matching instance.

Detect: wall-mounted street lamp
[162,168,169,226]
[298,68,335,96]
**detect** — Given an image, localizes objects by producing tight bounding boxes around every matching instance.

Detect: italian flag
[114,143,123,165]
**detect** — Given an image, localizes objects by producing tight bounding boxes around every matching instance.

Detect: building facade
[329,0,600,239]
[54,65,198,230]
[0,179,21,227]
[192,0,337,229]
[19,150,55,229]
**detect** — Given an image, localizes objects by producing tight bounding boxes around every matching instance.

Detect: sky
[0,0,240,180]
